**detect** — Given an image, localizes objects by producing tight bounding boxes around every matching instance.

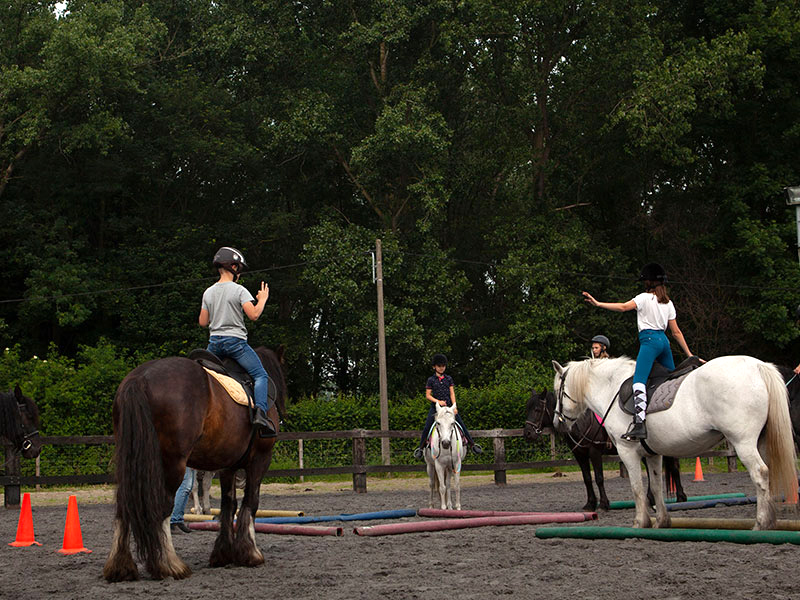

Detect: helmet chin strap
[226,264,241,282]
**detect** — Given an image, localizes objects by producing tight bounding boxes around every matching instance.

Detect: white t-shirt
[632,292,676,331]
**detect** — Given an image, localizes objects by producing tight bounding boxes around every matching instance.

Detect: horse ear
[14,385,22,400]
[552,360,564,375]
[276,344,286,364]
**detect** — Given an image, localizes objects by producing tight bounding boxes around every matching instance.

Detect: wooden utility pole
[375,239,390,465]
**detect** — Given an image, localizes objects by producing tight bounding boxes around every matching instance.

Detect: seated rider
[413,354,482,459]
[199,246,274,436]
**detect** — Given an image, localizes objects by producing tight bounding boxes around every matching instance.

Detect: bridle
[525,392,552,436]
[16,402,39,453]
[554,369,578,428]
[552,368,618,452]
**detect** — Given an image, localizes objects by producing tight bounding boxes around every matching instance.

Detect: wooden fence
[1,429,738,507]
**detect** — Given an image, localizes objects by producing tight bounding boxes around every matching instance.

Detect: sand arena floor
[2,470,798,600]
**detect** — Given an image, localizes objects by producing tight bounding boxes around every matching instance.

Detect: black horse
[0,386,42,459]
[524,388,686,511]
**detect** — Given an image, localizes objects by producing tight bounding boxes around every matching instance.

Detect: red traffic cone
[8,492,41,547]
[693,457,705,482]
[57,495,91,555]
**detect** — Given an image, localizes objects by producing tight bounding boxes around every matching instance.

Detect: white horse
[552,356,798,530]
[191,469,246,515]
[425,404,467,510]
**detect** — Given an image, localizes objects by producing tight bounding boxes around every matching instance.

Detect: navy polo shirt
[426,374,454,405]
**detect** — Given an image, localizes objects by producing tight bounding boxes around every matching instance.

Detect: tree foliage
[1,0,799,404]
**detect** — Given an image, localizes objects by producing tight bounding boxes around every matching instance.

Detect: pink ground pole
[354,512,597,537]
[188,521,343,537]
[417,508,597,519]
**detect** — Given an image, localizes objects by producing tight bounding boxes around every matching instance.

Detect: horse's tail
[759,362,799,503]
[113,375,173,575]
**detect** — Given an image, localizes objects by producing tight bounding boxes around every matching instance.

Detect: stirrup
[621,420,647,441]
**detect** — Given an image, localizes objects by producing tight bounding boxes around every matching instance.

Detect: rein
[553,368,619,451]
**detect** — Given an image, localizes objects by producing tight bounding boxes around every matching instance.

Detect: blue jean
[207,335,270,412]
[633,329,675,386]
[170,467,195,524]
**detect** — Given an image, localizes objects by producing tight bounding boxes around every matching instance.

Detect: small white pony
[552,356,798,530]
[425,404,467,510]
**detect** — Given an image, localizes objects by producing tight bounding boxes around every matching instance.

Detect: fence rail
[2,429,738,506]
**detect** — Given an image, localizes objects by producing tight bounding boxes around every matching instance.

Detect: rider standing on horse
[199,246,274,435]
[413,354,482,459]
[582,263,698,441]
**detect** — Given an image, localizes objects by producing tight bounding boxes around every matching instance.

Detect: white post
[298,439,304,483]
[376,239,390,466]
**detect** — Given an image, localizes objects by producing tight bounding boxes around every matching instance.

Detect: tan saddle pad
[203,367,253,407]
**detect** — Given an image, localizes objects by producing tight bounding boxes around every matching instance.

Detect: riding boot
[254,407,276,438]
[621,414,647,441]
[621,387,647,441]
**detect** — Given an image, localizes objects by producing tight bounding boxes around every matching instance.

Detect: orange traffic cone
[8,492,41,547]
[57,495,91,555]
[693,457,705,482]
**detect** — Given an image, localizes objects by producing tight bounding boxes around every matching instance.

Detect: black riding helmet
[591,335,610,350]
[213,246,248,281]
[639,263,667,286]
[431,353,448,367]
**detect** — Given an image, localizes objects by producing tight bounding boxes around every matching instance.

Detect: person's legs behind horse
[170,467,195,534]
[454,413,482,455]
[207,336,274,435]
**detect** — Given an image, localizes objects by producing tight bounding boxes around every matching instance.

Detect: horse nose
[441,439,450,450]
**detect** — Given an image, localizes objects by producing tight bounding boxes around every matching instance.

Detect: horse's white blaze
[425,405,467,510]
[553,355,798,530]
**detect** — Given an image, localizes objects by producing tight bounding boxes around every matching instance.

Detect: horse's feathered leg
[645,455,670,528]
[103,518,138,581]
[233,457,270,567]
[210,469,237,567]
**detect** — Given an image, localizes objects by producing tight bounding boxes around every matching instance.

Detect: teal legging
[633,329,674,385]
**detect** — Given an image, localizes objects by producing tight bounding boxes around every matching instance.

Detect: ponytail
[645,281,670,304]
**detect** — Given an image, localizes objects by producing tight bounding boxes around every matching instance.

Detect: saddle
[188,349,256,408]
[617,356,704,416]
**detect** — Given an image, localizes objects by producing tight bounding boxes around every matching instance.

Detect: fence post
[3,444,21,507]
[352,430,367,493]
[549,433,556,460]
[493,432,506,486]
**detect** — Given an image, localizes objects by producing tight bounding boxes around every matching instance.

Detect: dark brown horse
[103,347,287,582]
[0,386,42,459]
[524,388,685,511]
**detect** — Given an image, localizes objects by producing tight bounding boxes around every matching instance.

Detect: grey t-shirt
[201,281,254,339]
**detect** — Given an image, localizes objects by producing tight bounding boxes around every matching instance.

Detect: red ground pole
[188,520,343,537]
[354,512,597,537]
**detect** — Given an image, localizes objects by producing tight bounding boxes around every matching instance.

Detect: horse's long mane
[565,356,635,404]
[0,391,19,441]
[255,346,288,417]
[0,390,26,443]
